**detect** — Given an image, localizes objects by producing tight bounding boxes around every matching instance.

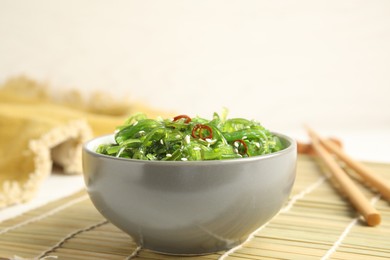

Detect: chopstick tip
[303,124,317,140]
[367,212,381,227]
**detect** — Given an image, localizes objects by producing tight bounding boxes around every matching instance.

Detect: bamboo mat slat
[0,155,389,260]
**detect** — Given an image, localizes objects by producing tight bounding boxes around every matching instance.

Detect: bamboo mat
[0,155,389,260]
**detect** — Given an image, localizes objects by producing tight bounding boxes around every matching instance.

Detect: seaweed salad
[96,111,284,161]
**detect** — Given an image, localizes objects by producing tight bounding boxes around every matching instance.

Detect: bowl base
[138,239,243,256]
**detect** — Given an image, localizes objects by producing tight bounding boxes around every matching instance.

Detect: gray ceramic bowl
[82,133,296,255]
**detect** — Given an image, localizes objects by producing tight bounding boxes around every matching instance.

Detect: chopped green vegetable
[96,111,285,161]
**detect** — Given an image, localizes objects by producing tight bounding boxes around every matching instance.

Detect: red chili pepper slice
[192,124,213,140]
[233,139,248,156]
[173,115,192,123]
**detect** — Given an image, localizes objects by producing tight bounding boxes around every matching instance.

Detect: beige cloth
[0,76,168,208]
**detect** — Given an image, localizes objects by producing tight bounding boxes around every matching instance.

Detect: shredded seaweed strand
[97,112,284,161]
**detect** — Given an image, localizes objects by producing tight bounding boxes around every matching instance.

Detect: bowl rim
[83,132,297,165]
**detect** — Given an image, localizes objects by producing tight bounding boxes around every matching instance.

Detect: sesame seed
[181,158,188,161]
[185,135,191,144]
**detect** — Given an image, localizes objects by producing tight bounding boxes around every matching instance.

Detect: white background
[1,0,389,158]
[1,0,389,131]
[0,0,389,220]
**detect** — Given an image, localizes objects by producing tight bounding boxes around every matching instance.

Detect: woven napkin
[0,76,167,208]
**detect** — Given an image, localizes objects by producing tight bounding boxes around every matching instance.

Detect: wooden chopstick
[313,132,390,201]
[305,126,381,226]
[297,138,342,155]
